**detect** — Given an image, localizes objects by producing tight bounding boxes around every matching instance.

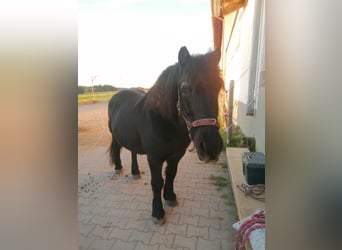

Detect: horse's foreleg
[131,152,140,178]
[147,155,165,222]
[109,138,122,174]
[163,157,180,207]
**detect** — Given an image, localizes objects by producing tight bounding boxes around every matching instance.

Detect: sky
[78,0,214,88]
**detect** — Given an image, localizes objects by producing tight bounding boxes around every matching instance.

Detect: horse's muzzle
[192,126,223,163]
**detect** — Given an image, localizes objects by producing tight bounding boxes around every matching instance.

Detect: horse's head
[177,46,224,162]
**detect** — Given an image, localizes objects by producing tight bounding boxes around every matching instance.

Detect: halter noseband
[176,88,220,132]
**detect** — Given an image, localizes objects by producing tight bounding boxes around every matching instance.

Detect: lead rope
[236,183,265,202]
[235,210,265,250]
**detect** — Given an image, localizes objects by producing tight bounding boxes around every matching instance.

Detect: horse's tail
[107,139,115,165]
[107,96,115,165]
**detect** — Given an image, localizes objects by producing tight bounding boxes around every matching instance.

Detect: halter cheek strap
[176,88,220,132]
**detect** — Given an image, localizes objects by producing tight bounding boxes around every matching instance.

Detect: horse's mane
[143,50,223,120]
[143,64,180,119]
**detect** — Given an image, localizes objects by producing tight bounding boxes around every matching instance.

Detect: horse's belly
[111,122,145,154]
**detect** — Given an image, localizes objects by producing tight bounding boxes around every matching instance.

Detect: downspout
[246,0,262,116]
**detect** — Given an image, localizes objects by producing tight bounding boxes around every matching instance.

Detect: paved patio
[78,102,238,250]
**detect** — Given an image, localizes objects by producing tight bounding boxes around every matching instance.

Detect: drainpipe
[246,0,262,116]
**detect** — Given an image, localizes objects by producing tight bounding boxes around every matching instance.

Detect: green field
[78,91,117,104]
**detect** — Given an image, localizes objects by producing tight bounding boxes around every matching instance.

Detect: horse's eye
[180,82,191,96]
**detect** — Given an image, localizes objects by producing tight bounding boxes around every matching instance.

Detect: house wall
[221,0,265,153]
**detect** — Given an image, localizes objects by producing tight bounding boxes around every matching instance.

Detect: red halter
[184,118,220,130]
[176,88,220,131]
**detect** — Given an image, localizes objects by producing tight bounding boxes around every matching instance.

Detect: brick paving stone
[187,225,209,239]
[177,192,194,201]
[179,214,199,226]
[108,228,133,241]
[149,232,175,248]
[92,206,110,217]
[166,223,187,237]
[184,199,201,208]
[107,216,129,229]
[196,238,220,250]
[106,207,127,217]
[111,239,136,250]
[78,104,238,250]
[127,230,153,244]
[87,237,116,250]
[158,245,178,250]
[133,196,152,203]
[90,225,113,239]
[136,202,151,211]
[79,223,96,237]
[134,242,159,250]
[123,209,144,220]
[209,227,231,241]
[221,239,235,250]
[79,212,95,224]
[165,213,180,224]
[193,194,211,202]
[125,219,148,231]
[90,214,112,226]
[173,235,197,250]
[209,208,226,219]
[205,200,220,210]
[190,207,209,217]
[218,214,237,231]
[198,216,220,230]
[79,205,97,215]
[171,205,191,216]
[120,201,140,211]
[144,220,167,234]
[78,235,94,249]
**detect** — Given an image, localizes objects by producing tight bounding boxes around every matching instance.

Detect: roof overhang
[211,0,246,49]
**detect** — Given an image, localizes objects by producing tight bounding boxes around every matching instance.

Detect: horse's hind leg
[131,152,140,179]
[109,137,123,174]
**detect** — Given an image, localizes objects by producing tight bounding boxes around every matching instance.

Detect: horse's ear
[178,46,190,67]
[211,48,221,65]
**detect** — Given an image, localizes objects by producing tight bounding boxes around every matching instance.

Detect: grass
[78,91,117,104]
[208,158,237,207]
[209,174,229,187]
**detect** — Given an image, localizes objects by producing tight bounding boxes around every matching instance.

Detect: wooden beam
[212,16,223,49]
[222,0,245,15]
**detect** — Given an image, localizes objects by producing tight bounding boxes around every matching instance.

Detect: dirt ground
[78,102,112,148]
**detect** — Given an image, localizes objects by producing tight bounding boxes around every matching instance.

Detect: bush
[226,125,256,152]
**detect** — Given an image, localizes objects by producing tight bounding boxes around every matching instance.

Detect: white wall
[222,0,265,153]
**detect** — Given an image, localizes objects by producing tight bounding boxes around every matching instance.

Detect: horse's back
[108,88,145,153]
[109,88,144,110]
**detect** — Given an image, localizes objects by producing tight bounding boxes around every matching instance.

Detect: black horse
[108,46,223,222]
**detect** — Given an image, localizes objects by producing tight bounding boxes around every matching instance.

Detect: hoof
[114,169,122,174]
[131,174,141,180]
[165,199,178,207]
[152,216,166,225]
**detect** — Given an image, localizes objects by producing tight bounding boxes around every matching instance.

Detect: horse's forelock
[190,53,223,92]
[143,50,223,119]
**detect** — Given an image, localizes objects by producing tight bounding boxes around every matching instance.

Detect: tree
[78,86,86,94]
